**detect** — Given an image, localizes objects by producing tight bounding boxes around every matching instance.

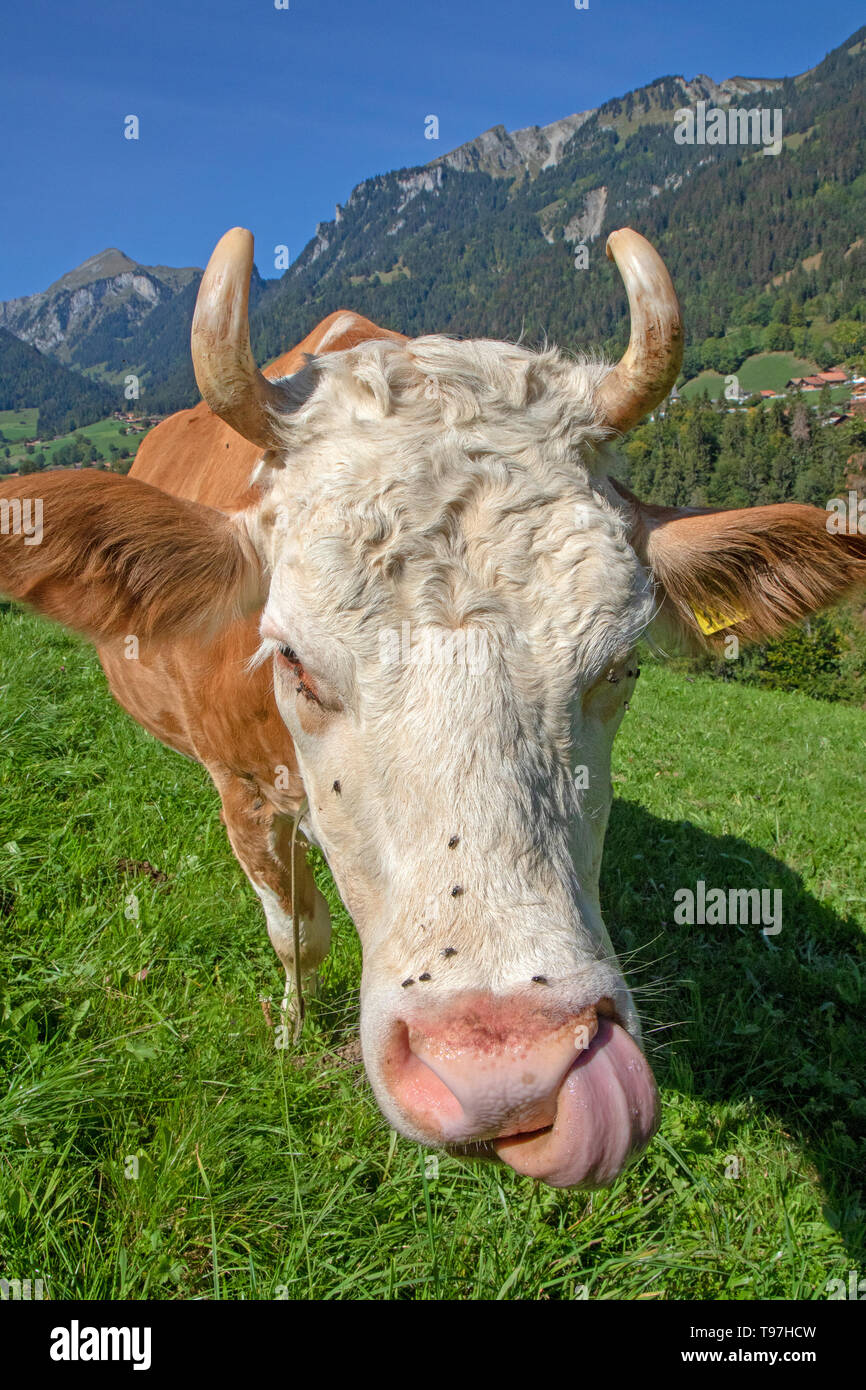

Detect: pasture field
[0,409,39,444]
[0,415,154,472]
[0,605,863,1301]
[37,417,150,465]
[680,353,822,400]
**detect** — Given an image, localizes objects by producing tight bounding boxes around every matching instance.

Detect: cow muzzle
[376,994,658,1188]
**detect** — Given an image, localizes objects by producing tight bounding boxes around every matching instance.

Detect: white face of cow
[245,334,660,1186]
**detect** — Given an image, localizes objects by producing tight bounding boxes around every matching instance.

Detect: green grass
[680,371,730,401]
[0,409,39,444]
[681,352,819,400]
[1,415,154,472]
[0,607,863,1300]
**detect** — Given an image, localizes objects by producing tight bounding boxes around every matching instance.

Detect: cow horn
[596,228,684,435]
[191,227,291,450]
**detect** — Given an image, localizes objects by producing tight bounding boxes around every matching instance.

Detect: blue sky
[0,0,860,300]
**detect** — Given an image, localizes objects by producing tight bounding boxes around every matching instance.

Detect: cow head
[3,228,865,1188]
[190,226,685,1187]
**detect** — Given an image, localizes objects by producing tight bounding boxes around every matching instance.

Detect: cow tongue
[492,1018,658,1188]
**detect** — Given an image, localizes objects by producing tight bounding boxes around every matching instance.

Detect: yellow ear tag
[693,603,748,636]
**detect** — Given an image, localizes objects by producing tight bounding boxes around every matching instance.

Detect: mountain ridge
[1,28,863,425]
[0,252,201,366]
[431,70,785,182]
[251,26,864,386]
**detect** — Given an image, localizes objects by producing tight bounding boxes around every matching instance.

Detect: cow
[2,227,864,1189]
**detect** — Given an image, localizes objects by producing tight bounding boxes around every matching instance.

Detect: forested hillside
[251,28,866,382]
[0,330,114,438]
[621,393,865,510]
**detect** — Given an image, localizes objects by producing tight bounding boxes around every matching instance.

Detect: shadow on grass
[602,799,865,1262]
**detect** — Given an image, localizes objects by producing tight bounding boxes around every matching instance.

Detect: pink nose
[380,994,658,1188]
[384,997,594,1140]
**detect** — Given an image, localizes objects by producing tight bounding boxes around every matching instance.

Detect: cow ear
[611,479,866,647]
[0,471,264,644]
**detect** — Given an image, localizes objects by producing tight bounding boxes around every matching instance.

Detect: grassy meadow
[0,409,39,445]
[0,605,863,1300]
[0,412,154,472]
[680,352,820,400]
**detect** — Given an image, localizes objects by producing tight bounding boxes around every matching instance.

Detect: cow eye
[275,644,320,703]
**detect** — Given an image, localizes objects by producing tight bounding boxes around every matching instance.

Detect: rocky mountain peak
[433,110,594,180]
[46,249,139,295]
